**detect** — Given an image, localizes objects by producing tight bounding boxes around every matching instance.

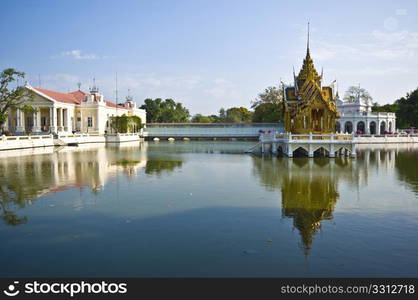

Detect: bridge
[144,123,283,140]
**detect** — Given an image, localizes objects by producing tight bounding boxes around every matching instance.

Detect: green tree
[252,103,283,122]
[343,86,372,103]
[251,86,283,122]
[224,107,252,122]
[394,87,418,128]
[191,114,215,123]
[0,68,35,133]
[218,108,227,122]
[252,86,283,107]
[371,103,398,113]
[141,98,162,123]
[140,98,190,123]
[110,114,143,133]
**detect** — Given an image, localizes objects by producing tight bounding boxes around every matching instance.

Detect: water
[0,141,418,277]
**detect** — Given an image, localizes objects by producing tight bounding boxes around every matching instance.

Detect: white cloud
[56,50,102,60]
[314,29,418,62]
[383,17,398,31]
[330,66,411,77]
[395,9,407,16]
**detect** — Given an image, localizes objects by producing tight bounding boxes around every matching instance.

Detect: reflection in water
[145,160,183,176]
[0,141,418,276]
[252,158,344,254]
[281,167,338,255]
[395,147,418,195]
[0,143,155,225]
[252,144,414,255]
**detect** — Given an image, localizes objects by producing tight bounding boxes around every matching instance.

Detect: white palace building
[4,84,146,135]
[335,93,396,135]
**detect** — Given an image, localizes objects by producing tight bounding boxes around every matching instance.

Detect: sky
[1,0,418,115]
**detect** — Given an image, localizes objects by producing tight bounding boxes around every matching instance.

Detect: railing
[338,112,396,117]
[260,132,354,142]
[106,132,140,137]
[58,133,102,138]
[354,133,418,138]
[1,134,53,141]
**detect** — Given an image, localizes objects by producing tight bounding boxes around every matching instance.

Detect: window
[87,117,93,127]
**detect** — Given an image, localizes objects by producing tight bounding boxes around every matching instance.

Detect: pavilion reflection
[251,151,388,254]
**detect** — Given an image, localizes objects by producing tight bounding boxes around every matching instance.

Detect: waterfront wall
[355,134,418,144]
[105,133,143,143]
[57,133,106,144]
[0,135,54,151]
[145,123,284,139]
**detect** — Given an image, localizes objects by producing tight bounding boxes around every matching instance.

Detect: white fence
[0,134,54,151]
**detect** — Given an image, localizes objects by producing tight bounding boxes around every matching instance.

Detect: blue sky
[1,0,418,114]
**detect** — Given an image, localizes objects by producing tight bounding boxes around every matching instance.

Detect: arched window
[380,121,386,134]
[335,121,341,133]
[356,121,365,134]
[344,121,353,134]
[370,121,376,134]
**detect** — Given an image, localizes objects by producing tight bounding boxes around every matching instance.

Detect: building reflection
[252,145,405,255]
[0,143,149,226]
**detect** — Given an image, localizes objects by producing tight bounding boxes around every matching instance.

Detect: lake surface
[1,141,418,277]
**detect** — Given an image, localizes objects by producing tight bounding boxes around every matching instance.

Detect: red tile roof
[69,90,86,103]
[105,100,118,108]
[33,87,84,104]
[32,87,130,109]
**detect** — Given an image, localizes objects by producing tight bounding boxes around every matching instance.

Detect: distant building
[4,84,146,135]
[336,93,396,134]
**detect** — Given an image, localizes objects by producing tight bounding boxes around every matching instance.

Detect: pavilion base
[248,132,357,158]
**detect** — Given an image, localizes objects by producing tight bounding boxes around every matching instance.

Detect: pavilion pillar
[287,145,293,158]
[329,135,335,158]
[272,142,277,154]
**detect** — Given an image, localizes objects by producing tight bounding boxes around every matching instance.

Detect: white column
[16,109,25,133]
[329,135,335,158]
[308,144,314,158]
[56,108,61,131]
[64,109,69,131]
[365,120,370,134]
[62,109,66,130]
[50,107,56,133]
[287,145,293,158]
[33,109,41,133]
[37,109,42,131]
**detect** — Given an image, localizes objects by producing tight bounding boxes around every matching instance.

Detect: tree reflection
[395,148,418,195]
[145,160,183,176]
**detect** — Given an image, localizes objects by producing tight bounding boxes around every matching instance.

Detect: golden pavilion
[283,27,339,134]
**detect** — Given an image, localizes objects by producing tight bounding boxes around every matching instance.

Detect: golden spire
[307,22,310,55]
[297,22,320,84]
